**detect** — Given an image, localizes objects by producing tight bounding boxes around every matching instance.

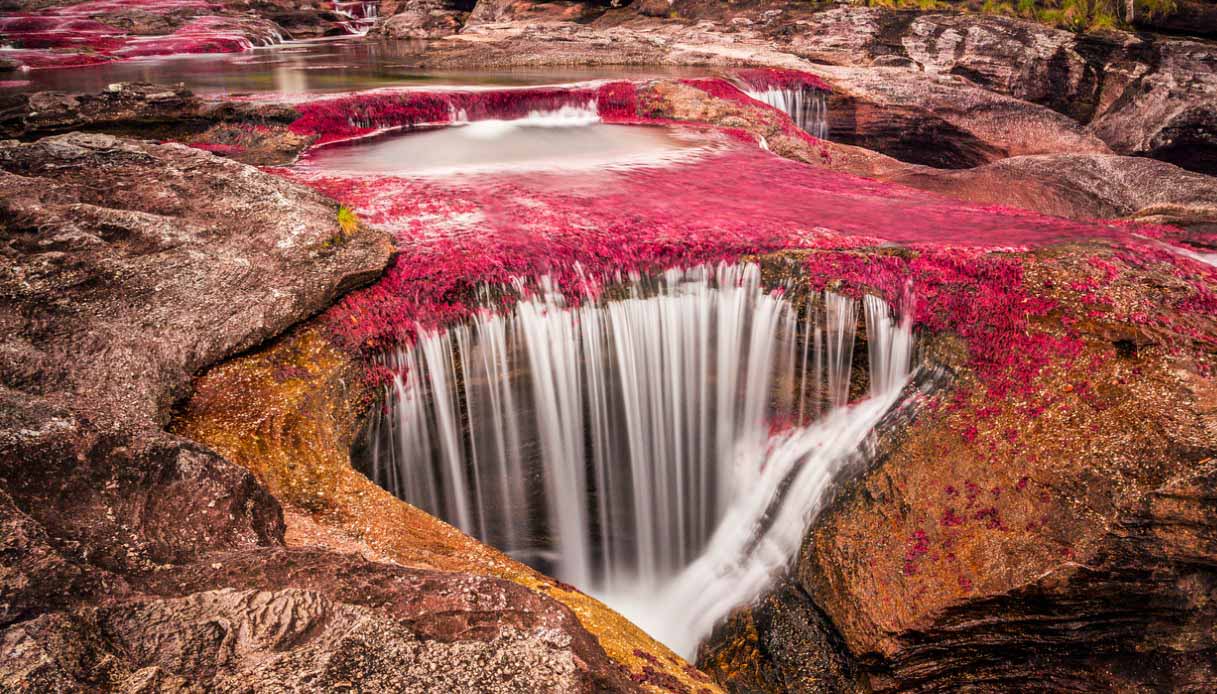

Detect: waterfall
[459,100,600,140]
[334,0,380,35]
[745,87,829,140]
[361,262,915,655]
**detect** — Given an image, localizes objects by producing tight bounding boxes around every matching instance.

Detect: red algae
[732,67,832,93]
[0,0,285,69]
[289,84,633,145]
[270,80,1213,402]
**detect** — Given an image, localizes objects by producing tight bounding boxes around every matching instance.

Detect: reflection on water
[3,37,712,95]
[302,116,705,177]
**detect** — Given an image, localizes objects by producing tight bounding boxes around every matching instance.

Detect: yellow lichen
[173,326,721,694]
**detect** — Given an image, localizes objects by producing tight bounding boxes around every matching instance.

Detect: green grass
[856,0,1180,31]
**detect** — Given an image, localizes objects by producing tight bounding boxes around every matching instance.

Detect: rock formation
[1,1,1216,692]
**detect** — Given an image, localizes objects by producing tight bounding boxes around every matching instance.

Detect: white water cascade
[360,263,914,655]
[334,0,380,35]
[746,87,829,140]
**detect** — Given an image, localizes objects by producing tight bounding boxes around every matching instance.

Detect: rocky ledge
[0,133,648,692]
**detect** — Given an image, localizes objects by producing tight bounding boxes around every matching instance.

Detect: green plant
[337,205,359,237]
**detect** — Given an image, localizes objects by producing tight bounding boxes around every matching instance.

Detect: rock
[0,132,393,428]
[792,269,1217,691]
[0,129,393,633]
[780,6,1217,174]
[636,0,672,19]
[697,579,864,694]
[0,388,284,583]
[817,64,1112,168]
[4,554,642,692]
[0,83,307,165]
[223,0,352,38]
[879,153,1217,229]
[378,0,467,39]
[0,127,650,693]
[1088,36,1217,175]
[0,83,203,139]
[1133,0,1217,39]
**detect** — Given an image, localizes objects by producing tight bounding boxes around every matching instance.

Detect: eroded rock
[0,132,392,428]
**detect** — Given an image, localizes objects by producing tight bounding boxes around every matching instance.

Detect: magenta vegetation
[274,76,1215,418]
[0,0,283,69]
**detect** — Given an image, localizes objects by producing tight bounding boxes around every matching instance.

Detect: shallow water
[2,38,712,95]
[302,116,705,177]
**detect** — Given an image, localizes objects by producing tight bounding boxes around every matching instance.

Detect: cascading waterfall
[360,262,915,656]
[746,87,829,140]
[334,0,380,35]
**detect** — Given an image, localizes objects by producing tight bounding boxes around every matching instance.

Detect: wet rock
[697,579,863,694]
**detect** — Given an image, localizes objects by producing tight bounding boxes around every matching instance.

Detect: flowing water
[358,263,915,655]
[745,86,829,139]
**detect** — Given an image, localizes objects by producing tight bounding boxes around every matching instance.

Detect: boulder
[0,132,392,428]
[1088,36,1217,175]
[779,6,1217,174]
[816,64,1112,168]
[1133,0,1217,39]
[697,579,863,694]
[378,0,467,39]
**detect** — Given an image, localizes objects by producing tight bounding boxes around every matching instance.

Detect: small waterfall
[361,263,914,655]
[334,0,380,35]
[745,87,829,140]
[459,100,600,140]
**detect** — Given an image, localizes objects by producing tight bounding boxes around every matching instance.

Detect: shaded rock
[0,83,305,164]
[780,6,1217,173]
[1089,36,1217,175]
[898,13,1105,122]
[223,0,352,38]
[1133,0,1217,39]
[817,64,1111,168]
[0,82,202,139]
[697,579,863,694]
